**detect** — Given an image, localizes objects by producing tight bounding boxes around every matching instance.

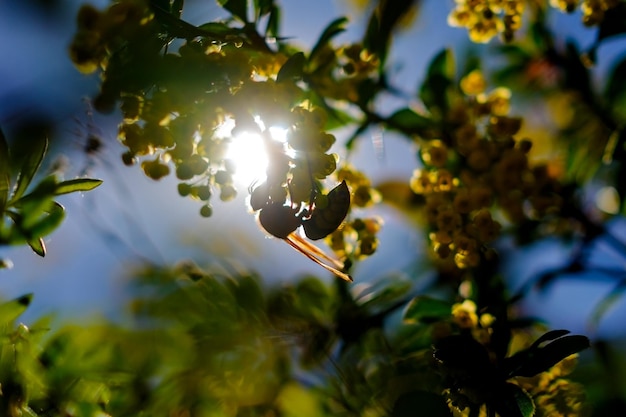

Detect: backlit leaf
[54,178,103,195]
[27,236,46,257]
[0,293,33,324]
[27,201,65,238]
[10,136,47,204]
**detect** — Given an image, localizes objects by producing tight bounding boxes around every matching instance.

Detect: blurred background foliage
[2,0,626,415]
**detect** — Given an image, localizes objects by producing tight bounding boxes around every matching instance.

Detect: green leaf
[54,178,103,195]
[0,293,33,324]
[363,0,418,67]
[197,22,242,37]
[27,237,46,257]
[357,276,411,312]
[217,0,249,22]
[309,17,348,64]
[419,49,455,115]
[529,329,571,348]
[392,391,452,417]
[10,136,47,204]
[492,383,535,417]
[253,0,273,18]
[276,52,306,83]
[505,332,590,378]
[0,128,10,214]
[226,274,265,314]
[26,201,65,238]
[403,295,451,323]
[387,108,432,135]
[264,4,280,38]
[171,0,184,18]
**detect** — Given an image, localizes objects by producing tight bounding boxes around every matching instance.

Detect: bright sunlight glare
[226,131,269,185]
[221,117,289,186]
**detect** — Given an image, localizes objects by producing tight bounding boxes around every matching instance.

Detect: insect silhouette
[250,180,352,282]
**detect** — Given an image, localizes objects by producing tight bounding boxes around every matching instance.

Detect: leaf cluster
[0,129,101,261]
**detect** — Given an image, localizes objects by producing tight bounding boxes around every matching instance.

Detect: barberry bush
[2,0,626,415]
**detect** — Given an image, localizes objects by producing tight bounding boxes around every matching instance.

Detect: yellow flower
[410,169,433,194]
[460,70,487,96]
[452,299,479,328]
[422,141,449,168]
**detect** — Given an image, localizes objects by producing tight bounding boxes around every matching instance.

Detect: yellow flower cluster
[441,300,587,417]
[70,1,155,74]
[450,0,622,43]
[448,0,525,43]
[411,70,564,270]
[328,165,383,260]
[551,0,622,26]
[514,353,589,416]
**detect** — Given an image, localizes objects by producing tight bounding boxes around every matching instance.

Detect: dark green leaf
[506,333,590,378]
[253,0,273,18]
[264,5,280,38]
[309,17,348,64]
[216,0,249,22]
[530,329,571,348]
[597,3,626,45]
[419,49,455,114]
[27,237,46,257]
[392,391,453,417]
[564,42,593,103]
[357,276,411,312]
[0,293,33,324]
[54,178,103,195]
[492,383,535,417]
[149,0,171,13]
[226,274,265,313]
[171,0,184,18]
[433,334,494,373]
[0,128,10,214]
[276,52,306,83]
[387,108,432,135]
[197,22,242,37]
[363,0,419,66]
[10,136,47,204]
[403,295,450,323]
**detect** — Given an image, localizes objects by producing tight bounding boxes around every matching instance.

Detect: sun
[226,131,269,185]
[222,120,288,186]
